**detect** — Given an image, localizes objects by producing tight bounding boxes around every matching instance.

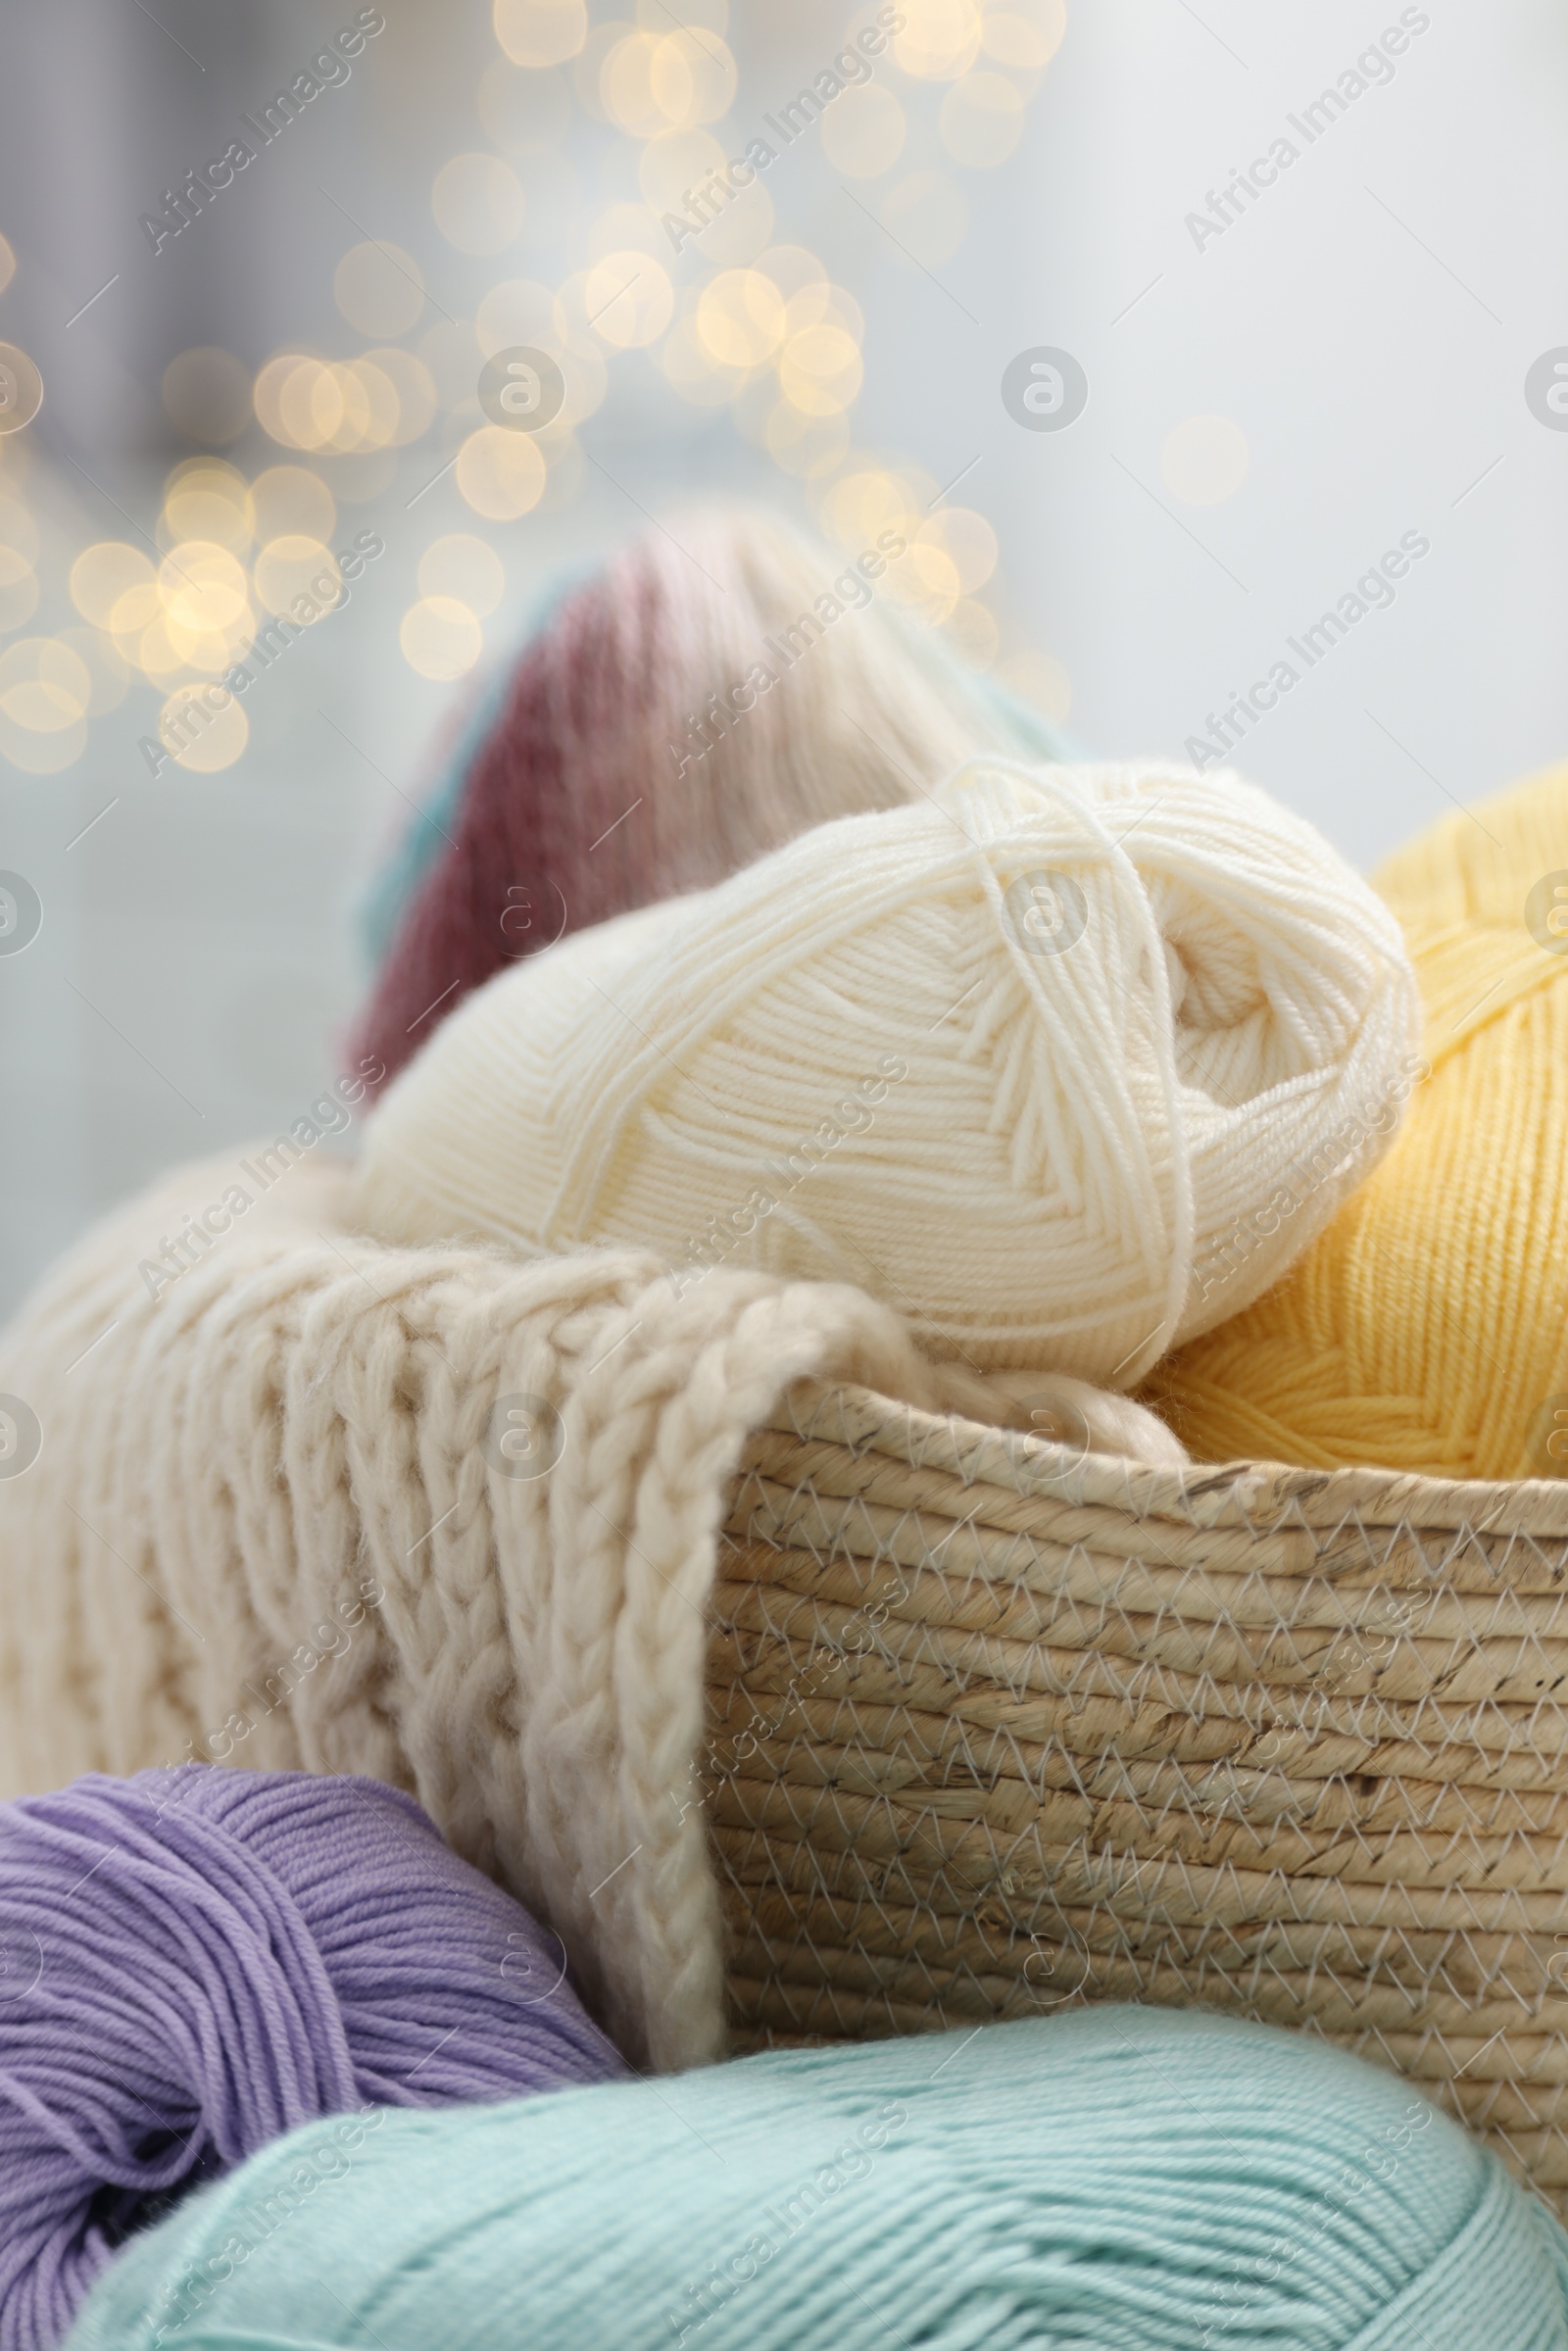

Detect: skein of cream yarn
[353,759,1421,1385]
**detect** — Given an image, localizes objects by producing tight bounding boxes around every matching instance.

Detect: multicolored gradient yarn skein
[351,506,1078,1088]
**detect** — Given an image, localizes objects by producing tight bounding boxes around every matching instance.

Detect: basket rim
[760,1379,1568,1542]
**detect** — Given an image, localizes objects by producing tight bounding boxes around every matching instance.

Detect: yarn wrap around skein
[355,757,1422,1385]
[0,1768,625,2351]
[67,2008,1568,2351]
[352,507,1078,1090]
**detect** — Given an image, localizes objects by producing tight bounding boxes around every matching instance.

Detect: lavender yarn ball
[0,1767,625,2351]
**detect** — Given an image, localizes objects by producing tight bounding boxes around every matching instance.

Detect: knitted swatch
[68,2009,1568,2351]
[350,507,1077,1089]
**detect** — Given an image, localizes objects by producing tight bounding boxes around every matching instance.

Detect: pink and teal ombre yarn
[351,507,1078,1089]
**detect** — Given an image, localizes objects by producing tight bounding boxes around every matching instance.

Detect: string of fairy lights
[0,0,1070,781]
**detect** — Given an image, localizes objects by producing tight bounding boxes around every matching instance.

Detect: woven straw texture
[710,1381,1568,2214]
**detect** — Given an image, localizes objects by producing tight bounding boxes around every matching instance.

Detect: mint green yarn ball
[68,2008,1568,2350]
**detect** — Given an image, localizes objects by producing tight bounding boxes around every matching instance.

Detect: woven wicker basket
[707,1380,1568,2212]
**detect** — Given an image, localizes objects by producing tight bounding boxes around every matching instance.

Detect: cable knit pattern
[0,1151,970,2071]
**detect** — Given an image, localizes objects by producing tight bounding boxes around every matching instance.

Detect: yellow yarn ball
[1147,762,1568,1481]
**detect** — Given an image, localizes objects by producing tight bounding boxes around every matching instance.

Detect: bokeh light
[0,547,38,632]
[400,596,484,680]
[982,0,1067,71]
[456,425,547,518]
[419,534,506,616]
[939,71,1026,166]
[161,461,254,553]
[1161,414,1250,505]
[639,126,772,262]
[333,241,426,339]
[159,541,251,646]
[475,276,556,355]
[897,535,963,623]
[70,542,156,630]
[821,84,906,177]
[696,269,786,370]
[661,312,738,408]
[159,682,249,772]
[778,320,863,417]
[0,636,88,727]
[580,249,672,348]
[251,467,337,547]
[0,485,39,565]
[253,538,341,619]
[478,58,574,153]
[133,616,190,684]
[760,400,850,477]
[944,598,1000,665]
[2,1,1065,906]
[638,126,725,210]
[0,638,91,772]
[362,348,439,445]
[432,154,528,254]
[600,27,737,134]
[493,0,588,69]
[894,0,984,80]
[55,626,129,714]
[255,355,404,454]
[917,507,998,594]
[820,464,928,552]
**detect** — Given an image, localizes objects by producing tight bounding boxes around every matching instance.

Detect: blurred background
[0,0,1564,1316]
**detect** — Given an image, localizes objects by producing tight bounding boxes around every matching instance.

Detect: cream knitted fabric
[0,1151,1181,2068]
[353,759,1421,1384]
